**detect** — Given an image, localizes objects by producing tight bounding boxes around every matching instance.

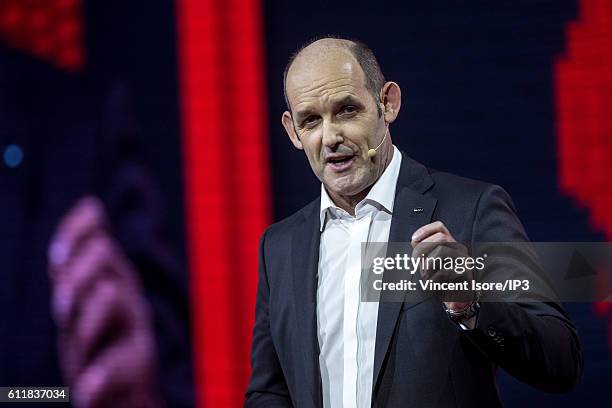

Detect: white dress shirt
[317,145,402,408]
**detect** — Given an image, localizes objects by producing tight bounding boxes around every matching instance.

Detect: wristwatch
[445,290,481,322]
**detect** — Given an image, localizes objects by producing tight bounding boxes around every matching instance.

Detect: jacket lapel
[372,153,437,390]
[288,153,438,404]
[291,201,323,407]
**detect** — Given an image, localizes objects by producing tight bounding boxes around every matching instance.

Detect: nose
[321,120,342,148]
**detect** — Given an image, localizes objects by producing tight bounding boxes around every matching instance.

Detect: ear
[379,81,401,124]
[282,111,303,150]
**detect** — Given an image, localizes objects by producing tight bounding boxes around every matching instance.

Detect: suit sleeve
[245,229,293,407]
[462,185,583,392]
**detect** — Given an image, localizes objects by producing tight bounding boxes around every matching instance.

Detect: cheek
[342,122,377,151]
[300,130,320,152]
[301,134,325,170]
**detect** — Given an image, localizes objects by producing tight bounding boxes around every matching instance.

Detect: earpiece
[367,122,389,158]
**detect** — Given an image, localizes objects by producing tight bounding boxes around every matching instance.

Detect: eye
[301,115,320,128]
[339,105,358,117]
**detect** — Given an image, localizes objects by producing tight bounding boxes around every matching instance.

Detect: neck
[328,189,370,216]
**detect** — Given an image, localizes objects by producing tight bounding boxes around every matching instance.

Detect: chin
[325,177,365,198]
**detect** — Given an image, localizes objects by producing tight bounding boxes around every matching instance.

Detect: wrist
[444,291,480,322]
[444,300,472,312]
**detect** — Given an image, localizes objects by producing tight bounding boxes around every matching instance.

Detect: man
[245,37,581,407]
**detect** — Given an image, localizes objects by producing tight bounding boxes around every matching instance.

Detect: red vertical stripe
[554,0,612,353]
[554,0,612,238]
[175,0,271,406]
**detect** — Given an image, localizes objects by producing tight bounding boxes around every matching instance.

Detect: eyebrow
[333,95,363,109]
[294,108,315,124]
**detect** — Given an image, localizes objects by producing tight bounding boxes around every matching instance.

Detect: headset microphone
[367,122,389,158]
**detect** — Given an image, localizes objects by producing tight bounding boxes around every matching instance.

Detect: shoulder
[426,168,513,209]
[398,152,510,205]
[429,168,492,195]
[424,168,525,241]
[260,197,319,244]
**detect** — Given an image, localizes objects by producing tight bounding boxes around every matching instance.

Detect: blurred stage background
[1,0,611,406]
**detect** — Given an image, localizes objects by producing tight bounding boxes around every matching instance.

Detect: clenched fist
[411,221,476,313]
[48,197,163,408]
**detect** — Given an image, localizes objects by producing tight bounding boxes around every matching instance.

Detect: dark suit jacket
[245,151,582,407]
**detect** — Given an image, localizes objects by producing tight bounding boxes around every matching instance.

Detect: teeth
[330,157,351,163]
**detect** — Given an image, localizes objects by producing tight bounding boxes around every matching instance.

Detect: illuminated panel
[175,0,271,406]
[0,0,84,71]
[554,0,612,351]
[555,0,612,238]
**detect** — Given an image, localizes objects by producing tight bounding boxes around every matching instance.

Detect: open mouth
[326,155,356,171]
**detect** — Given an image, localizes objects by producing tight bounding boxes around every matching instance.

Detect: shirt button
[3,144,24,168]
[487,326,497,337]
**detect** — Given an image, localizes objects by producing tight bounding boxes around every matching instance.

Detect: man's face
[283,49,389,200]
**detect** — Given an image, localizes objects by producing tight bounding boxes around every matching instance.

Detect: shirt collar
[319,145,402,230]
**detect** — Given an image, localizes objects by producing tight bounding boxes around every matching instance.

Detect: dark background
[0,0,610,405]
[263,0,610,405]
[84,0,186,264]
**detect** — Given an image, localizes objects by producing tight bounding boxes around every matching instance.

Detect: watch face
[447,301,480,321]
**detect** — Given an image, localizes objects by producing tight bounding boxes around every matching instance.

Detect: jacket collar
[290,151,437,406]
[319,145,403,230]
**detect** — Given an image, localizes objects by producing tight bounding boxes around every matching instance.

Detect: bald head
[288,38,354,69]
[283,37,386,114]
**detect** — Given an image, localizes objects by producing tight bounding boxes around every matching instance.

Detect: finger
[419,231,451,244]
[52,235,120,330]
[73,280,132,370]
[72,347,115,408]
[52,237,109,329]
[412,232,449,260]
[414,237,466,280]
[48,196,108,274]
[74,336,156,408]
[411,221,450,246]
[56,328,79,384]
[416,240,465,261]
[419,242,446,278]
